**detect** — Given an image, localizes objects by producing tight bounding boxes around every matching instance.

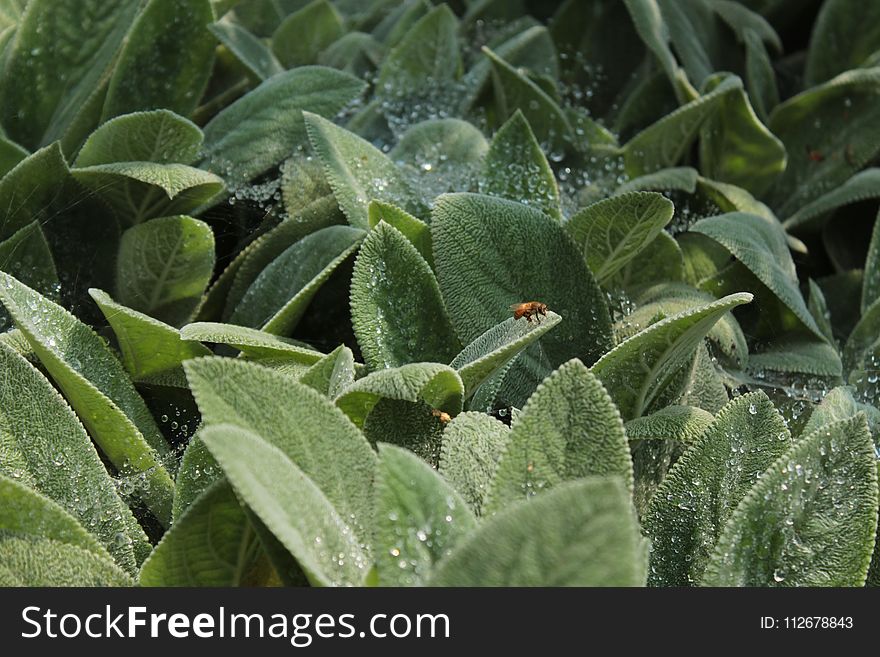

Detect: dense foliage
[1,0,880,587]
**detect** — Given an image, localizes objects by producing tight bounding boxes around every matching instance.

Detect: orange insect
[431,409,451,424]
[511,301,548,323]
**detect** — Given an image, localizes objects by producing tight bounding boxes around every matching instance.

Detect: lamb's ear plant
[2,0,880,587]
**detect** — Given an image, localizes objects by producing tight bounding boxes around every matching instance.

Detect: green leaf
[198,423,371,587]
[200,67,365,187]
[116,216,215,327]
[90,288,210,383]
[318,32,384,77]
[805,0,880,86]
[272,0,344,69]
[75,109,203,167]
[375,4,460,104]
[483,47,572,154]
[335,362,464,428]
[208,17,284,81]
[0,343,150,572]
[172,436,222,522]
[0,135,27,177]
[72,163,224,226]
[432,193,614,370]
[451,311,561,397]
[439,411,510,514]
[703,415,879,586]
[592,292,753,420]
[185,357,377,540]
[0,0,141,149]
[230,225,364,335]
[808,279,835,345]
[606,231,685,292]
[749,337,843,378]
[767,68,880,218]
[374,443,476,586]
[367,201,433,267]
[691,213,824,339]
[482,110,561,221]
[428,477,646,586]
[351,223,459,370]
[743,28,780,122]
[140,479,272,586]
[180,322,322,363]
[623,76,743,177]
[0,272,174,525]
[616,167,699,194]
[698,73,786,197]
[783,169,880,233]
[645,392,792,585]
[390,118,488,200]
[865,210,880,314]
[299,345,356,398]
[0,222,59,321]
[0,143,69,241]
[803,386,879,437]
[567,192,674,284]
[304,112,417,230]
[0,536,134,586]
[626,404,715,442]
[484,359,632,514]
[0,474,108,559]
[102,0,215,120]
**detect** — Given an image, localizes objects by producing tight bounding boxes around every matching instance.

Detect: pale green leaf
[703,415,878,586]
[367,200,433,267]
[616,167,699,195]
[438,411,510,514]
[200,423,370,587]
[484,359,632,514]
[0,272,174,525]
[200,67,365,187]
[335,362,464,428]
[102,0,215,120]
[116,215,215,327]
[567,192,674,284]
[374,443,476,586]
[208,17,284,80]
[185,357,377,541]
[299,345,356,398]
[591,292,753,420]
[0,536,134,586]
[230,225,363,335]
[75,109,203,167]
[272,0,344,68]
[864,209,880,313]
[428,477,646,586]
[645,392,792,585]
[304,112,417,230]
[482,110,561,221]
[351,223,459,370]
[180,321,321,363]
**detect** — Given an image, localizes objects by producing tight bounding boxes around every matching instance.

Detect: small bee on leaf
[431,409,451,424]
[511,301,548,323]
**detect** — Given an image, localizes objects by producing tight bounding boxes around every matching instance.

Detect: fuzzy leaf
[0,222,58,322]
[140,479,271,586]
[374,443,476,586]
[451,311,561,397]
[116,216,215,327]
[335,362,464,428]
[616,167,699,194]
[703,415,879,586]
[482,110,561,221]
[429,477,646,586]
[201,67,365,187]
[484,359,632,514]
[75,109,203,167]
[299,345,356,398]
[645,392,792,585]
[439,412,510,514]
[180,322,321,363]
[864,210,880,314]
[272,0,344,69]
[691,213,824,339]
[351,223,459,370]
[0,344,150,572]
[90,288,210,383]
[783,169,880,233]
[208,17,284,80]
[432,193,614,372]
[592,292,753,420]
[0,536,134,586]
[0,143,69,241]
[185,357,377,541]
[0,272,174,525]
[567,192,674,284]
[304,112,417,229]
[367,201,433,266]
[200,423,370,587]
[230,225,363,335]
[805,0,880,86]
